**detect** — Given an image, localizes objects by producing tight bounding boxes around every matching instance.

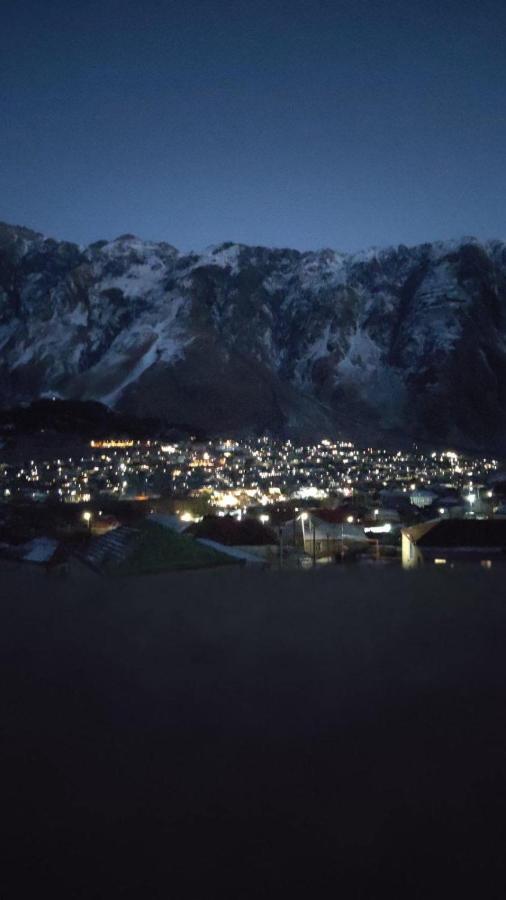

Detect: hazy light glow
[365,523,392,534]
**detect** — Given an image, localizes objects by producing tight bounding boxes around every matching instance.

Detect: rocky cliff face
[1,221,506,449]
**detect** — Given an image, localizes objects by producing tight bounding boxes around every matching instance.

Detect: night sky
[2,0,505,251]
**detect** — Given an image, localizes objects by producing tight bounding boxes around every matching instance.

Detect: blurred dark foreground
[2,564,506,898]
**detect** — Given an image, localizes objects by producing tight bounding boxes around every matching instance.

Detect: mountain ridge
[2,218,503,261]
[1,220,506,450]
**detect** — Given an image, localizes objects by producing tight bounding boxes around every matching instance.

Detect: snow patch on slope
[299,251,347,290]
[100,297,191,405]
[304,324,334,363]
[336,328,382,382]
[194,244,242,274]
[67,304,88,327]
[99,257,167,300]
[397,261,468,365]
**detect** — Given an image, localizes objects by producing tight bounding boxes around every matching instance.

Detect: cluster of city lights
[0,437,500,516]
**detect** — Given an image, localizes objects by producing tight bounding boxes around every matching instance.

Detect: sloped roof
[80,526,139,571]
[403,519,440,544]
[80,522,235,574]
[196,539,265,564]
[312,507,367,524]
[149,513,189,533]
[190,516,278,546]
[408,518,506,548]
[0,536,61,564]
[23,537,60,563]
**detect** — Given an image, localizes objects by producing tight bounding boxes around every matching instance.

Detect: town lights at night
[1,435,501,561]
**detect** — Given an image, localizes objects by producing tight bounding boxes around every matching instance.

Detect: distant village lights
[90,439,134,449]
[1,436,500,528]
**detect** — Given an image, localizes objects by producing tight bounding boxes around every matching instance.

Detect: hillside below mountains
[1,221,506,450]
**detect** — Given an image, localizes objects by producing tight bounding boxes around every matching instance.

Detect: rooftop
[406,518,506,548]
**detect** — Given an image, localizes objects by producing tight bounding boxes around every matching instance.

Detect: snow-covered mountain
[2,221,506,449]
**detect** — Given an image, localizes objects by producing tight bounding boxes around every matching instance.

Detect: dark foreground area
[2,565,506,897]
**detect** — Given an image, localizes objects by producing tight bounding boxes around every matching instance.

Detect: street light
[82,510,92,532]
[299,512,309,557]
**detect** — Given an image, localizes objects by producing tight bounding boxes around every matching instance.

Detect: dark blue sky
[2,0,505,251]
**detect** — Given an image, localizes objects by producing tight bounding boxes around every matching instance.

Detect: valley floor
[2,565,506,897]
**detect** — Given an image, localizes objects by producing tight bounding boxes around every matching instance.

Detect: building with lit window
[402,519,506,568]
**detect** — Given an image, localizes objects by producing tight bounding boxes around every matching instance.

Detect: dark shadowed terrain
[4,223,506,450]
[2,564,506,897]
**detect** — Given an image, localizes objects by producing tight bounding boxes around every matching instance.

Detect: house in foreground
[188,516,278,564]
[402,518,506,569]
[76,521,236,575]
[279,509,370,562]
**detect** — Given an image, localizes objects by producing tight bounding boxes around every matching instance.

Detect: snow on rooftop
[22,537,59,563]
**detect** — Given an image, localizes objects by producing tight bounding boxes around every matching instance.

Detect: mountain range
[1,221,506,451]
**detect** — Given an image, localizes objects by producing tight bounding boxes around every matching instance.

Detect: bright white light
[294,486,327,499]
[215,493,239,508]
[466,493,476,504]
[259,514,270,524]
[365,523,392,534]
[439,508,445,515]
[346,515,354,524]
[300,512,308,521]
[82,511,92,522]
